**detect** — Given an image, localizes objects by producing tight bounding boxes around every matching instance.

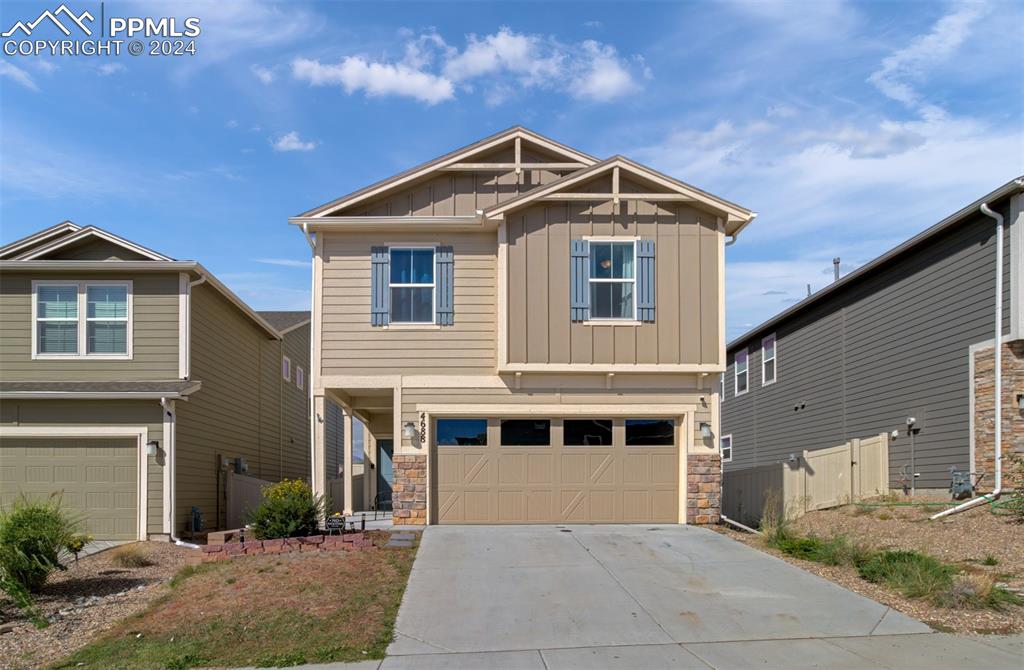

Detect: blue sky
[1,0,1021,339]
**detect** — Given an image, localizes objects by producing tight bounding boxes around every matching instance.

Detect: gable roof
[0,221,81,259]
[13,225,173,261]
[481,155,756,236]
[257,310,311,333]
[296,126,599,219]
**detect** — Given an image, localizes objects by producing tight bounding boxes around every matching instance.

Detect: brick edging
[199,533,374,562]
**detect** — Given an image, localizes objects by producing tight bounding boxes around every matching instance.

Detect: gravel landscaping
[1,541,194,670]
[717,497,1024,635]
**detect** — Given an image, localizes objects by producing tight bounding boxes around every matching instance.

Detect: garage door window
[625,419,674,446]
[564,419,612,446]
[437,419,487,446]
[500,419,550,446]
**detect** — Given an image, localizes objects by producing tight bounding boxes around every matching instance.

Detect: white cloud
[271,131,316,152]
[226,119,239,129]
[251,64,275,84]
[0,61,39,91]
[97,62,126,76]
[292,56,455,105]
[443,27,561,85]
[32,60,58,74]
[571,41,642,101]
[252,258,309,268]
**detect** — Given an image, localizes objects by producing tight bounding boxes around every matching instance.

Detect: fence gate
[226,472,271,529]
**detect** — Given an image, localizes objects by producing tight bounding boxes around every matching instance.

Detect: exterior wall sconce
[699,422,712,439]
[402,421,417,440]
[145,440,160,457]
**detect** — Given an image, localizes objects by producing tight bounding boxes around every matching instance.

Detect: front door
[377,439,394,509]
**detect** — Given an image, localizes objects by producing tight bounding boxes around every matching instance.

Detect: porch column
[312,394,327,503]
[365,432,377,510]
[342,407,354,514]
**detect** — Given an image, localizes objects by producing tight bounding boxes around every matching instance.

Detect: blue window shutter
[370,246,389,326]
[637,239,655,322]
[435,245,454,326]
[570,239,590,321]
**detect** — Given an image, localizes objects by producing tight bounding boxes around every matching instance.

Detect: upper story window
[589,241,635,320]
[282,355,291,382]
[389,248,434,323]
[296,366,305,390]
[762,334,776,386]
[721,434,733,462]
[734,349,749,396]
[33,281,131,359]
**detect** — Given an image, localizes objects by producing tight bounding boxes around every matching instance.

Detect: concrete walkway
[376,525,1021,668]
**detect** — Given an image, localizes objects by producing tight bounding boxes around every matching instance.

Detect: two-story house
[0,223,311,541]
[294,127,756,525]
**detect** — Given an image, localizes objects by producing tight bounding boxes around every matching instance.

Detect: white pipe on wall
[931,202,1004,520]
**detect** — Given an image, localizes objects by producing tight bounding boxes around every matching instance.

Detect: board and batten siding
[173,283,309,532]
[320,231,497,375]
[0,400,165,534]
[0,272,180,381]
[506,199,721,366]
[722,203,1015,490]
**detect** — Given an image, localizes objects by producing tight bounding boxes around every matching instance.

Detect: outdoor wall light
[402,421,417,440]
[145,440,159,457]
[699,422,712,439]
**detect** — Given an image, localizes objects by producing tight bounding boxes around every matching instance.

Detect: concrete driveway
[379,525,1021,669]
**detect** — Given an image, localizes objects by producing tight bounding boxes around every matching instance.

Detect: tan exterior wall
[0,399,165,534]
[506,200,722,366]
[173,283,309,532]
[0,271,180,381]
[320,231,497,375]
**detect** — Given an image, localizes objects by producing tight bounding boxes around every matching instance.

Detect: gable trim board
[0,221,81,259]
[15,226,173,261]
[297,127,599,219]
[0,425,150,540]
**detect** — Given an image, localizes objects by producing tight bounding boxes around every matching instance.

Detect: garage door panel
[498,454,524,484]
[561,453,586,484]
[652,489,677,522]
[498,490,524,521]
[526,490,553,521]
[526,454,553,484]
[651,454,678,484]
[463,490,491,521]
[623,454,651,484]
[589,489,615,520]
[0,438,138,540]
[589,454,614,484]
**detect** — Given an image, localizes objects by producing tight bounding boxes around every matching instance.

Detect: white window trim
[721,434,733,463]
[585,237,638,321]
[761,333,777,386]
[734,348,749,397]
[31,280,133,360]
[388,245,436,325]
[296,366,305,390]
[282,355,291,382]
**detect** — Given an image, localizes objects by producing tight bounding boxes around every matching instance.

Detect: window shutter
[370,246,389,326]
[637,239,655,322]
[435,245,454,326]
[570,239,590,321]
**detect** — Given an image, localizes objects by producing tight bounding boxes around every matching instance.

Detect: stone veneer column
[973,340,1024,491]
[687,452,721,524]
[392,454,427,525]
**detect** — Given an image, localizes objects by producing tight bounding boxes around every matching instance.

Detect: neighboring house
[721,178,1024,492]
[0,222,311,540]
[293,127,757,525]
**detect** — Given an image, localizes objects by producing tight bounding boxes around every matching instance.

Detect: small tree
[247,479,325,540]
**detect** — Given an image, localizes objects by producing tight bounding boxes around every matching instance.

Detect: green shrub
[858,550,955,600]
[982,555,999,567]
[0,494,79,592]
[247,479,324,540]
[935,573,1024,611]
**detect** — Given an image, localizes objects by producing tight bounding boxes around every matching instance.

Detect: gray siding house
[721,178,1023,491]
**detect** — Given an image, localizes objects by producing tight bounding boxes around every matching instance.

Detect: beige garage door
[0,438,138,540]
[436,418,678,524]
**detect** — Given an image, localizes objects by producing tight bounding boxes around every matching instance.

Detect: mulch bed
[1,542,193,670]
[716,499,1024,635]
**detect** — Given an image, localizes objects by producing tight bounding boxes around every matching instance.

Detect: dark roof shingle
[257,311,311,331]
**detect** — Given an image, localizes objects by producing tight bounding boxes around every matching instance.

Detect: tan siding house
[296,128,756,525]
[0,223,310,541]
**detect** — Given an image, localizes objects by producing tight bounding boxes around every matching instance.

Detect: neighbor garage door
[0,438,138,540]
[436,418,678,524]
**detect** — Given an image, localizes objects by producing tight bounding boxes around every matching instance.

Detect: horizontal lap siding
[280,324,311,481]
[722,208,1013,489]
[0,400,164,534]
[0,272,179,380]
[506,200,720,366]
[321,232,497,375]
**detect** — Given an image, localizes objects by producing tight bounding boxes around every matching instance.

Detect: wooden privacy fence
[722,433,890,525]
[327,463,365,513]
[226,472,273,529]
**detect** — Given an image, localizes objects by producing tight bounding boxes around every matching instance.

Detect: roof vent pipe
[833,257,841,282]
[931,202,1004,520]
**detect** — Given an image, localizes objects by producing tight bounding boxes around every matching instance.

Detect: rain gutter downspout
[931,202,1004,520]
[161,396,200,548]
[302,223,317,493]
[726,213,757,246]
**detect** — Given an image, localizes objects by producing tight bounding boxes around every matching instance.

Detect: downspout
[161,396,200,548]
[726,213,757,247]
[302,223,316,488]
[931,202,1004,520]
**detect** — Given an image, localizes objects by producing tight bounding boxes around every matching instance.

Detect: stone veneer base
[393,454,427,525]
[687,452,722,525]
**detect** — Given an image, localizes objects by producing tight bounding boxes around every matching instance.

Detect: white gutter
[189,275,207,288]
[161,396,199,548]
[303,223,317,498]
[726,212,758,246]
[931,202,1004,519]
